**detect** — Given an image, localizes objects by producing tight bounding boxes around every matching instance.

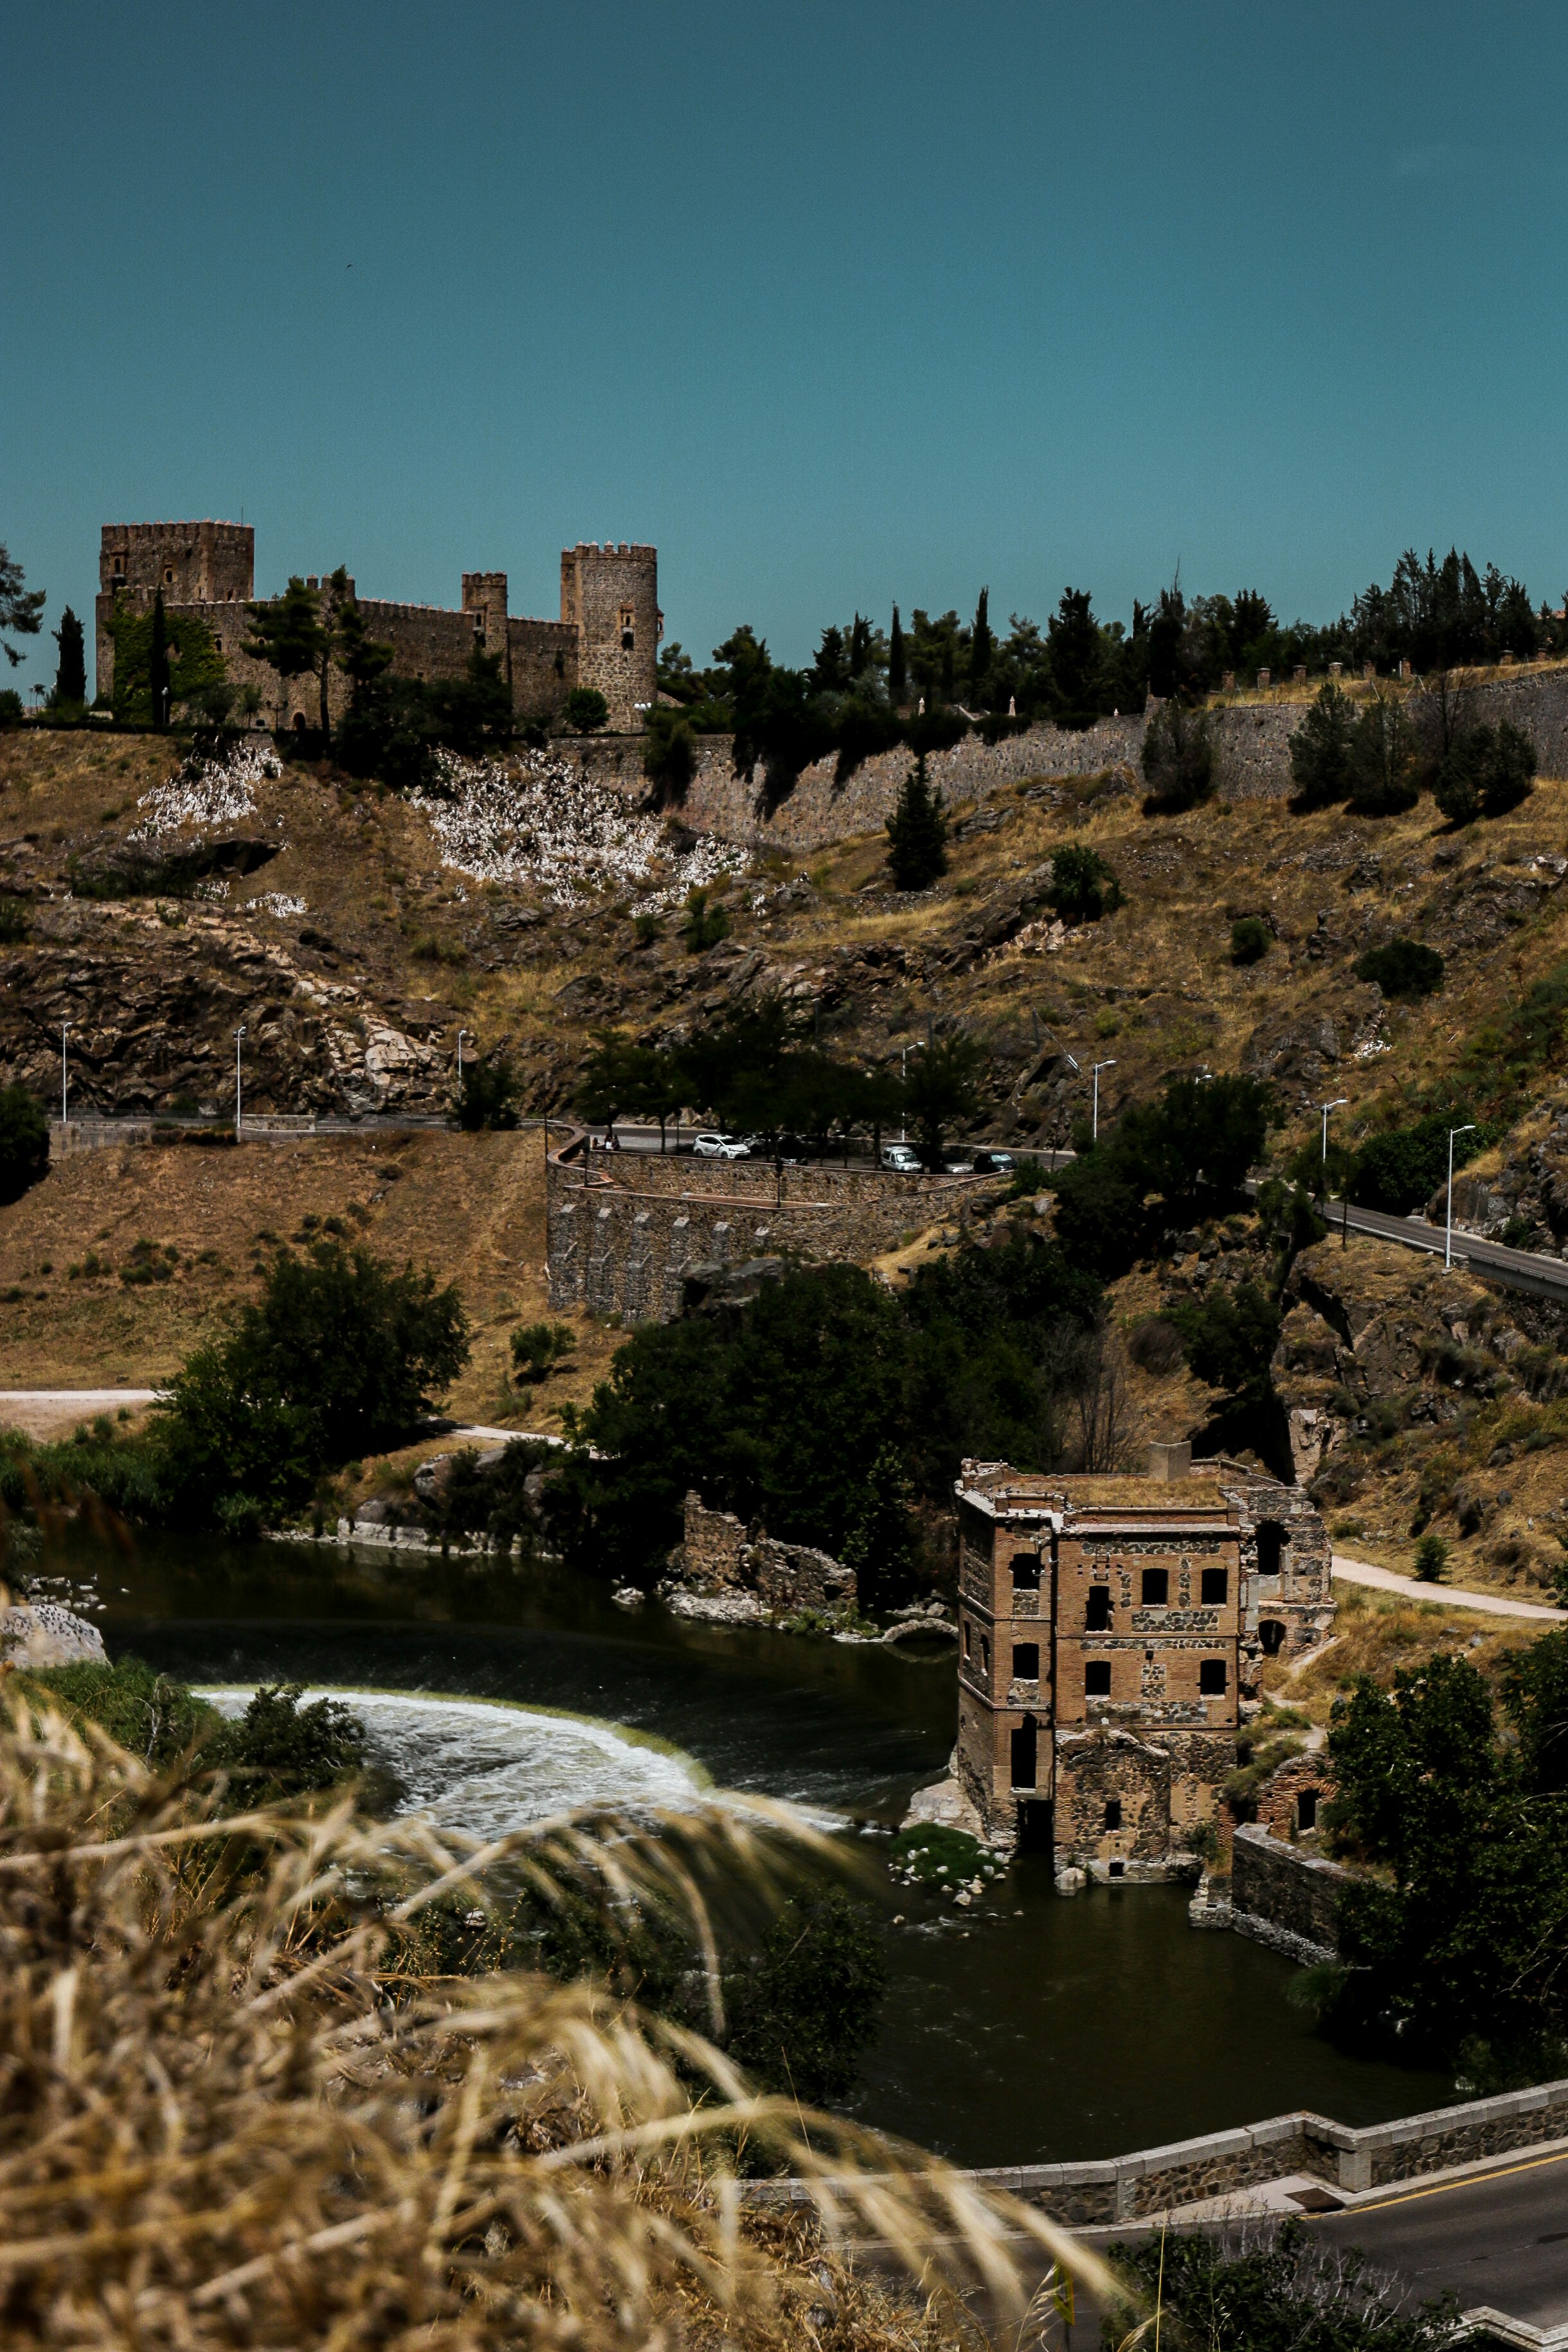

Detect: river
[60,1530,1447,2166]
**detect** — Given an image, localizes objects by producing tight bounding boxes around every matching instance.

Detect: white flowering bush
[414,750,746,912]
[244,892,307,918]
[131,741,283,842]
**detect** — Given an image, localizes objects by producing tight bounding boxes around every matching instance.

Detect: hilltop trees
[1288,680,1358,809]
[1435,720,1537,823]
[0,1085,48,1204]
[50,607,86,709]
[245,575,333,737]
[885,752,949,889]
[0,545,44,671]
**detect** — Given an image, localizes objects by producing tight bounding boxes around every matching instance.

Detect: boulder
[1,1603,107,1667]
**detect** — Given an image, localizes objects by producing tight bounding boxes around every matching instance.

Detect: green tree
[642,704,696,803]
[0,1085,49,1204]
[887,604,906,705]
[245,577,331,737]
[105,602,224,725]
[1413,1532,1449,1582]
[885,752,949,889]
[1046,587,1103,725]
[682,888,731,953]
[968,586,993,703]
[51,607,86,709]
[725,1892,888,2103]
[1051,1074,1277,1276]
[1349,1112,1481,1214]
[1165,1282,1281,1404]
[154,1241,469,1525]
[564,685,609,733]
[1436,720,1537,823]
[458,1052,520,1131]
[903,1033,983,1167]
[0,544,44,669]
[1287,679,1358,810]
[1046,843,1121,922]
[1348,690,1419,815]
[1140,697,1213,811]
[838,1444,914,1610]
[510,1321,575,1386]
[1230,915,1270,964]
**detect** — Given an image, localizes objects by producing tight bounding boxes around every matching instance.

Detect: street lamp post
[1317,1096,1348,1168]
[234,1026,246,1139]
[1446,1123,1476,1271]
[900,1044,908,1144]
[456,1029,470,1118]
[60,1022,69,1126]
[1091,1059,1117,1143]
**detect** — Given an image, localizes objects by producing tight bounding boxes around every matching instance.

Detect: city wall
[544,1134,1000,1321]
[559,662,1568,851]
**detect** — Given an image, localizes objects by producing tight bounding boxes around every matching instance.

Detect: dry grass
[0,1694,1112,2348]
[1265,1580,1539,1724]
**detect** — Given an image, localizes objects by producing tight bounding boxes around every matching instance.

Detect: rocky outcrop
[0,1603,107,1667]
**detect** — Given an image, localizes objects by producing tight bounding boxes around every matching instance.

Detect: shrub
[0,1085,48,1205]
[0,895,30,944]
[1287,680,1357,810]
[1353,938,1446,999]
[1140,700,1213,813]
[1046,844,1121,923]
[1347,691,1419,815]
[682,888,731,952]
[723,1890,888,2104]
[511,1320,575,1384]
[1230,916,1270,965]
[457,1053,520,1131]
[1350,1112,1482,1215]
[641,705,696,802]
[1126,1314,1185,1373]
[0,687,23,726]
[1413,1533,1450,1583]
[1435,721,1537,824]
[1163,1282,1282,1404]
[563,685,609,734]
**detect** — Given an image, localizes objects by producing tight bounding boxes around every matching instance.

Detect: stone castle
[955,1444,1333,1885]
[95,522,659,732]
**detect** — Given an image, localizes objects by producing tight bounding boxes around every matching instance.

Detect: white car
[692,1131,750,1161]
[880,1143,923,1173]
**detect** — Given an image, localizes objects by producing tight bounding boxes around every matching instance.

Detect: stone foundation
[1229,1821,1353,1964]
[663,1491,856,1616]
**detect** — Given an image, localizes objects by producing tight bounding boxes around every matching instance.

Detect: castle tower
[96,521,253,703]
[462,571,510,683]
[559,541,658,731]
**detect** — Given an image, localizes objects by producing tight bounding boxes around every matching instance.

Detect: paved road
[1315,2146,1568,2331]
[1333,1550,1566,1624]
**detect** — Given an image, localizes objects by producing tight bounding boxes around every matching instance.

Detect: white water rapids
[195,1688,710,1842]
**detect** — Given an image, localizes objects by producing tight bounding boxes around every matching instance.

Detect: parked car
[971,1149,1016,1175]
[880,1143,923,1173]
[943,1152,976,1175]
[692,1131,750,1160]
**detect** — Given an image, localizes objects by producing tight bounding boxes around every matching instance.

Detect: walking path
[0,1389,560,1451]
[1333,1550,1566,1623]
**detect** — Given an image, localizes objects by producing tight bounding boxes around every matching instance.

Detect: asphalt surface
[1313,2147,1568,2328]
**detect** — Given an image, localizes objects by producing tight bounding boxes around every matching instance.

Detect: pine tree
[849,611,871,678]
[885,752,949,889]
[969,586,993,704]
[51,606,86,707]
[888,606,906,705]
[149,590,170,730]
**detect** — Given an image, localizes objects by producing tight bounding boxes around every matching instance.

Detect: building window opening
[1010,1719,1037,1790]
[1259,1619,1286,1656]
[1201,1567,1228,1604]
[163,567,176,584]
[1085,1584,1112,1629]
[554,653,565,677]
[293,711,309,731]
[1104,1798,1122,1830]
[1199,1658,1228,1695]
[1108,1859,1126,1877]
[213,637,222,652]
[1085,1660,1112,1697]
[112,554,125,574]
[1140,1567,1169,1606]
[1011,1550,1040,1591]
[1012,1642,1040,1681]
[963,1620,972,1659]
[1256,1521,1284,1578]
[1297,1789,1319,1831]
[621,629,635,650]
[981,1635,990,1674]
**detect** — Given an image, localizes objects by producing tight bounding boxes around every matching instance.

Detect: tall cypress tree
[849,611,871,678]
[885,751,949,890]
[51,606,86,707]
[149,590,170,730]
[969,586,993,703]
[888,606,906,706]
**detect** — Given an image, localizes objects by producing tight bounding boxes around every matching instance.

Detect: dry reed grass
[0,1695,1113,2347]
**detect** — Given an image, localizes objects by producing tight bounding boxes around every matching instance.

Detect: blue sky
[6,1,1568,682]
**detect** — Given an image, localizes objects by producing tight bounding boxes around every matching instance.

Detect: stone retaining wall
[667,1491,856,1612]
[557,662,1568,851]
[1230,1821,1355,1964]
[752,2078,1568,2223]
[545,1136,1000,1321]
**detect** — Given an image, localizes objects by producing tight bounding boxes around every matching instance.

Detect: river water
[73,1532,1446,2166]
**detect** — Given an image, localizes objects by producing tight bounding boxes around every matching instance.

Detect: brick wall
[546,1138,1002,1321]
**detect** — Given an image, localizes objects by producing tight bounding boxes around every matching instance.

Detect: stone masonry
[665,1492,857,1618]
[95,524,657,734]
[545,1133,1004,1321]
[954,1449,1334,1879]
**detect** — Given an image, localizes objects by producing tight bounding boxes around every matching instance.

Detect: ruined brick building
[94,523,658,732]
[955,1442,1333,1885]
